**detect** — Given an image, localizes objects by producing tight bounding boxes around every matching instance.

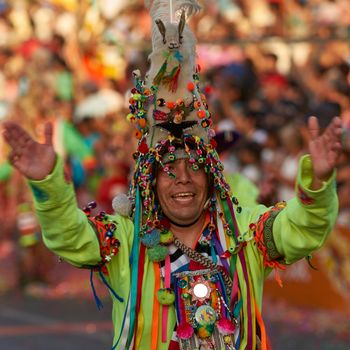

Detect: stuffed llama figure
[140,0,211,147]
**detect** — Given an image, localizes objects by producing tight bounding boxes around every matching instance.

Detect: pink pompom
[217,318,235,335]
[176,322,194,340]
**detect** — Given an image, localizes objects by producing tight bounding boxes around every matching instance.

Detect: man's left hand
[308,116,343,188]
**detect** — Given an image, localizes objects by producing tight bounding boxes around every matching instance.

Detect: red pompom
[187,82,195,91]
[138,140,149,154]
[197,110,206,119]
[166,101,176,110]
[217,318,235,335]
[176,322,194,340]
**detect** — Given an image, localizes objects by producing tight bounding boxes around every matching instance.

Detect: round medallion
[189,280,211,302]
[193,283,209,298]
[195,305,216,326]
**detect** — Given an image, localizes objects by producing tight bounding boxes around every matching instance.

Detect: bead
[88,201,97,209]
[194,101,201,109]
[179,279,188,289]
[138,118,147,128]
[176,98,184,106]
[182,292,190,299]
[232,197,239,205]
[157,98,166,107]
[134,130,143,139]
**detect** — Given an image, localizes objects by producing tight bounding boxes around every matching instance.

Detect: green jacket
[29,155,338,349]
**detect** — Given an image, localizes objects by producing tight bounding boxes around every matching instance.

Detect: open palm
[2,121,56,180]
[308,116,343,182]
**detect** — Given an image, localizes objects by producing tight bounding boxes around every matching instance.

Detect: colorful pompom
[217,318,236,335]
[159,230,174,245]
[147,245,168,262]
[112,194,132,217]
[197,324,214,339]
[176,322,194,340]
[156,288,175,305]
[141,229,160,248]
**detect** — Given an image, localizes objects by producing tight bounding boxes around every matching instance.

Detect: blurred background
[0,0,349,349]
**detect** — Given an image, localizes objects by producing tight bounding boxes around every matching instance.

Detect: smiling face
[156,159,209,226]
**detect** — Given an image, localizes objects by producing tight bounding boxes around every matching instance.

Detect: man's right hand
[2,121,56,180]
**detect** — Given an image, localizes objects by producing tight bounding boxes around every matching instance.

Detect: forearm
[28,156,101,267]
[272,155,338,264]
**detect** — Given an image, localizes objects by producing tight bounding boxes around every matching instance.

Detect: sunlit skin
[156,159,209,248]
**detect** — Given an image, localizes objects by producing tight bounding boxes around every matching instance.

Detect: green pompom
[140,229,160,248]
[159,230,174,245]
[156,288,175,305]
[147,245,168,262]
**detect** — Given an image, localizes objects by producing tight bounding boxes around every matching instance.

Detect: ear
[155,19,167,44]
[178,10,186,44]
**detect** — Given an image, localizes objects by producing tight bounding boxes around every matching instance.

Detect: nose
[168,41,179,50]
[174,160,191,184]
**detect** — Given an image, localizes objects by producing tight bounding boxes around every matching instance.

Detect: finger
[44,122,53,146]
[2,129,21,151]
[8,150,21,168]
[308,116,319,140]
[3,121,33,147]
[326,117,343,145]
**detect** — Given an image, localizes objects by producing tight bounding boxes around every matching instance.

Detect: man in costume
[1,1,344,349]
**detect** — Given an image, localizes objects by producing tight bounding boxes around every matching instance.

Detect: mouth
[171,192,195,202]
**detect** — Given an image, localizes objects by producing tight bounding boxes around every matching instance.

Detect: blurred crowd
[0,0,350,307]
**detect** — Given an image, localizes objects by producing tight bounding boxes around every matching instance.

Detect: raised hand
[308,116,343,187]
[2,121,56,180]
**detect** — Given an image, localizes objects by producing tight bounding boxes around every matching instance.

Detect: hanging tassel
[90,269,104,310]
[127,187,142,347]
[153,59,168,86]
[111,295,131,350]
[98,269,124,303]
[274,269,283,288]
[169,64,181,92]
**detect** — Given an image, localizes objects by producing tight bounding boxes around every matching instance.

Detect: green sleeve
[0,161,12,182]
[272,155,338,264]
[27,156,101,267]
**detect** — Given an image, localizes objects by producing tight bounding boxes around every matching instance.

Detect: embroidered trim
[83,202,120,275]
[254,202,286,267]
[297,185,315,205]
